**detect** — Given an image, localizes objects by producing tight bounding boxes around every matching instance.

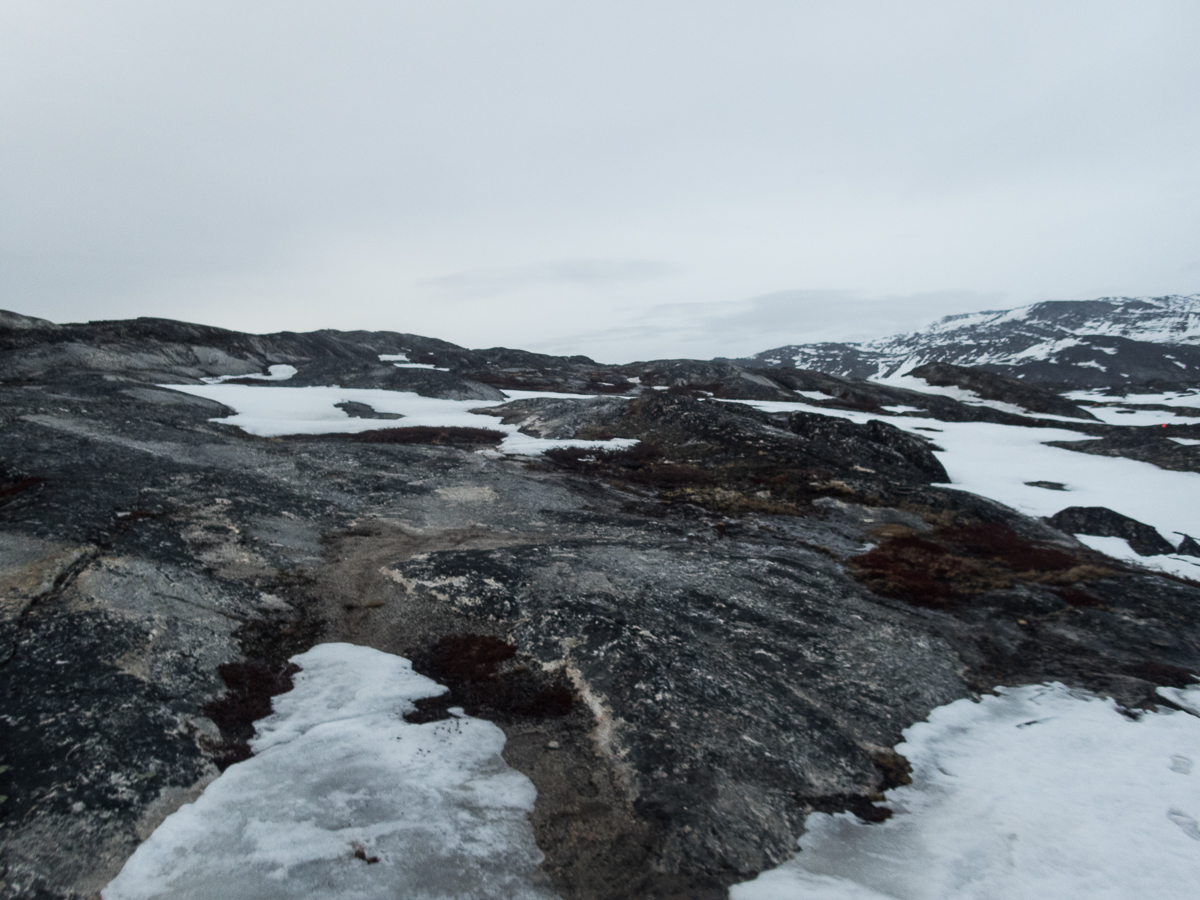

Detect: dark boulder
[1047,506,1174,556]
[1177,534,1200,557]
[786,411,950,484]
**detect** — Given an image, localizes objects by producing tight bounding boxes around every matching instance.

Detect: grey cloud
[420,259,677,300]
[539,290,1005,363]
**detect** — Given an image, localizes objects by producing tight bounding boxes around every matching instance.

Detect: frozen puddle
[103,644,559,900]
[162,384,636,456]
[733,683,1200,900]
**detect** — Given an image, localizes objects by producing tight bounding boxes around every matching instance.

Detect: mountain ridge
[732,294,1200,389]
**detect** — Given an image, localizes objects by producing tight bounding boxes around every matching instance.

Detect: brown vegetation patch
[0,475,46,501]
[1052,586,1104,608]
[426,633,516,682]
[408,633,578,723]
[349,425,505,445]
[850,522,1091,608]
[203,660,301,769]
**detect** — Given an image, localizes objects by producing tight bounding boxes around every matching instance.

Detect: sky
[2,1,1198,363]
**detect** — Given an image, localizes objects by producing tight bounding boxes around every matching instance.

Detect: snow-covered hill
[736,295,1200,389]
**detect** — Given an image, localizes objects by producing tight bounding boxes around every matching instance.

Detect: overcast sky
[2,1,1198,362]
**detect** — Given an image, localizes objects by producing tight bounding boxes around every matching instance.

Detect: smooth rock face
[2,313,1200,900]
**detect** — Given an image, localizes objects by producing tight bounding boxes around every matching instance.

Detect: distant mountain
[733,295,1200,389]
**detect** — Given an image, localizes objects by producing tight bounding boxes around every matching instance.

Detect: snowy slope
[740,295,1200,388]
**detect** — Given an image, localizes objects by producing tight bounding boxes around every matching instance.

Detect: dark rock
[334,401,403,419]
[1025,481,1068,491]
[1047,506,1175,556]
[907,362,1096,419]
[1177,535,1200,557]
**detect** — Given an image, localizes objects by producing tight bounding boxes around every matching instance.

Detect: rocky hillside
[733,294,1200,389]
[2,311,1199,899]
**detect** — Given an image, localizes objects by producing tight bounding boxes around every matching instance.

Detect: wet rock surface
[2,314,1200,899]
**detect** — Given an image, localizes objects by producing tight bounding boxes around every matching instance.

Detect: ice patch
[103,643,559,900]
[1171,438,1200,446]
[733,682,1200,900]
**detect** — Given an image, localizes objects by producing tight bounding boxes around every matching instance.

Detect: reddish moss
[849,522,1088,608]
[426,634,517,683]
[203,660,300,769]
[0,476,46,500]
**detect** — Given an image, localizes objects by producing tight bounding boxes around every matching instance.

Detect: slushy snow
[102,643,558,900]
[732,683,1200,900]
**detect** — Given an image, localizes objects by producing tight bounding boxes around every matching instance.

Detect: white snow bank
[1073,535,1200,582]
[103,643,559,900]
[201,364,297,384]
[160,384,636,456]
[733,682,1200,900]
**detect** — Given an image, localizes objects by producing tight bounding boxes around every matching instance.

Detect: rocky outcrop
[1047,507,1175,556]
[907,362,1097,419]
[3,314,1200,899]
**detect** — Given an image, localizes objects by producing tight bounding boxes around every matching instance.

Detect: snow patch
[733,682,1200,900]
[159,384,636,457]
[103,643,558,900]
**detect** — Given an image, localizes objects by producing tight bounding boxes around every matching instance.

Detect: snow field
[162,384,636,456]
[103,644,557,900]
[733,683,1200,900]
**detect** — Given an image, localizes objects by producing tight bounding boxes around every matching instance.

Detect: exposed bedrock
[2,317,1200,899]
